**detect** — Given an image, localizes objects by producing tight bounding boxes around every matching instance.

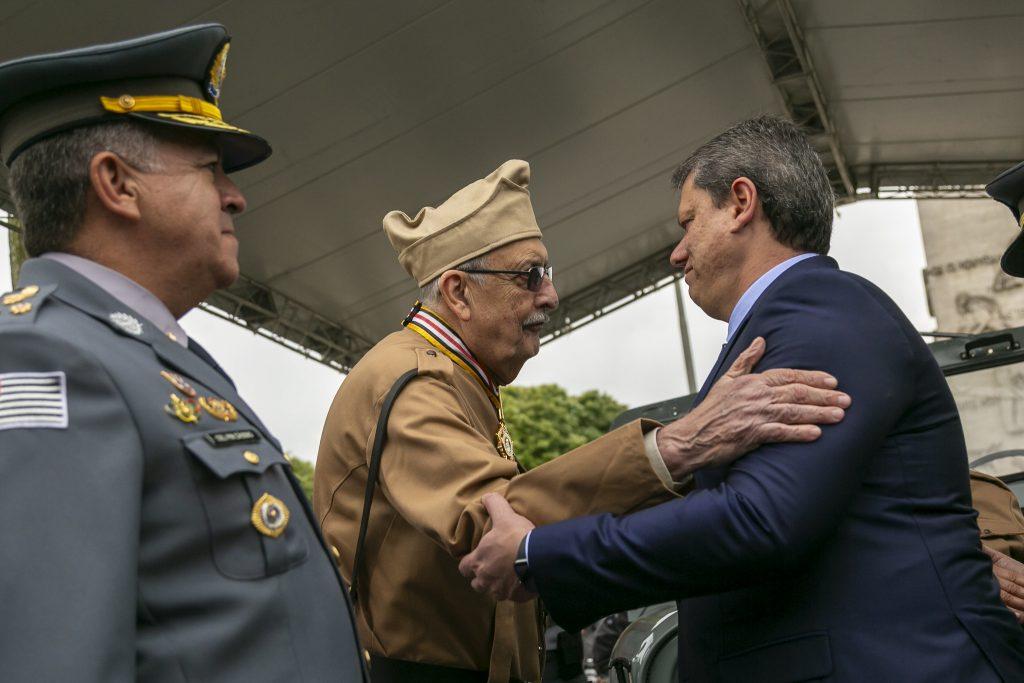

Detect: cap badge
[206,41,230,104]
[199,396,238,422]
[165,393,200,424]
[2,284,39,305]
[109,312,143,335]
[160,370,197,398]
[251,492,289,538]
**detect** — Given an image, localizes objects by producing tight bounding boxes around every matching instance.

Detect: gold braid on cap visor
[100,94,223,120]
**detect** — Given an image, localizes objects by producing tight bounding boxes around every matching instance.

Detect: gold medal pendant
[495,421,515,461]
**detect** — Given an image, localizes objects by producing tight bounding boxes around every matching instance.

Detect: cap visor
[129,111,271,172]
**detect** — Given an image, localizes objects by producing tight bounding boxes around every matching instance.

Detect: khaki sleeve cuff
[643,427,692,493]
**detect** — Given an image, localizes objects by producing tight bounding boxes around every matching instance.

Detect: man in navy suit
[460,116,1024,681]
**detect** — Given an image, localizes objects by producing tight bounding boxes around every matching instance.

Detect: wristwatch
[513,536,537,592]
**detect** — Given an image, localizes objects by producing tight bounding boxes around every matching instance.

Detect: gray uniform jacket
[0,258,366,682]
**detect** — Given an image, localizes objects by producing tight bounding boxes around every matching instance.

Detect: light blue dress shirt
[726,252,816,342]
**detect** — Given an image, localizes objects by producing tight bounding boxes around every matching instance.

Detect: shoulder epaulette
[0,282,57,325]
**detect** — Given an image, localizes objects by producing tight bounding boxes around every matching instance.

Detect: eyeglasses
[459,265,553,292]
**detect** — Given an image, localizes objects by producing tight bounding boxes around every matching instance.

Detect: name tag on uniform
[204,429,259,447]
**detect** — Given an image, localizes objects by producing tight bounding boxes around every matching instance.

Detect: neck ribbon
[403,302,515,461]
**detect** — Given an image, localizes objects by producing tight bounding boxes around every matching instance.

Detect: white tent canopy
[2,0,1020,370]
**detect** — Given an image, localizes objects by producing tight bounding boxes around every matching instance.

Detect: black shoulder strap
[349,368,419,604]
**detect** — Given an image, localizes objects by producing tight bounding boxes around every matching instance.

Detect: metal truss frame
[854,161,1013,200]
[737,0,856,201]
[539,244,681,343]
[201,276,374,373]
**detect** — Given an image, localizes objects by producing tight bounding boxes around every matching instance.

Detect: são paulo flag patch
[0,371,68,430]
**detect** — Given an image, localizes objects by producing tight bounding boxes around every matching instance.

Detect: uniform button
[166,331,177,342]
[118,93,135,109]
[426,350,437,356]
[363,649,371,665]
[243,450,260,464]
[331,545,341,559]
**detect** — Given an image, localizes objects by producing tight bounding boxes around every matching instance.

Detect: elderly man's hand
[657,336,851,481]
[983,546,1024,624]
[459,493,536,603]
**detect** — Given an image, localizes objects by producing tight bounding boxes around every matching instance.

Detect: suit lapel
[694,314,754,405]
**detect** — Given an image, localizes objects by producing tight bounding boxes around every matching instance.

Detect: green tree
[289,454,315,501]
[502,384,627,470]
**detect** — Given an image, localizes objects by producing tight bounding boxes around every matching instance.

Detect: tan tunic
[972,469,1024,561]
[315,329,674,682]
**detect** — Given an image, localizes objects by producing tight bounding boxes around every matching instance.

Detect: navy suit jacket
[528,256,1024,682]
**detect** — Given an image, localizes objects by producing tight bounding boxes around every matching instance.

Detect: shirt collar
[40,252,189,347]
[726,252,816,342]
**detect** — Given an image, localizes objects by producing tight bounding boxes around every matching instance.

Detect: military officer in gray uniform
[0,25,366,681]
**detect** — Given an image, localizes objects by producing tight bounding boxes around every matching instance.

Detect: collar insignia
[109,312,143,336]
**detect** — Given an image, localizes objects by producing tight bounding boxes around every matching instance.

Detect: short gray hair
[671,115,834,254]
[8,120,162,256]
[419,254,489,305]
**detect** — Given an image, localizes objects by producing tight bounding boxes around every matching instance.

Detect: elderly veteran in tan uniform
[314,159,850,682]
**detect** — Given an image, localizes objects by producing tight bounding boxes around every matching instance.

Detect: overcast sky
[0,199,933,462]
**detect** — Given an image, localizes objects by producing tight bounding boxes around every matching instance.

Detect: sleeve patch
[0,371,68,430]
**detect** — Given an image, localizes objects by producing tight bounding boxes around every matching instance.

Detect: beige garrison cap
[384,159,544,286]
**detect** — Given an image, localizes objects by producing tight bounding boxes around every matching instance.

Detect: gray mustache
[523,313,550,327]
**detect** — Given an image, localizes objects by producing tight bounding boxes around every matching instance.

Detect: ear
[728,176,758,233]
[438,270,473,322]
[88,151,143,223]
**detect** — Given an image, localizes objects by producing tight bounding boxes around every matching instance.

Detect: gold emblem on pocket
[200,396,238,422]
[165,393,199,423]
[251,492,289,538]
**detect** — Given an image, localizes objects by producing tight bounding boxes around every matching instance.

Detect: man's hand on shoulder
[459,493,536,603]
[657,337,851,480]
[984,546,1024,624]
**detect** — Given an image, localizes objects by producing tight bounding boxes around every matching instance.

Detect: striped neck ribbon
[403,301,501,414]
